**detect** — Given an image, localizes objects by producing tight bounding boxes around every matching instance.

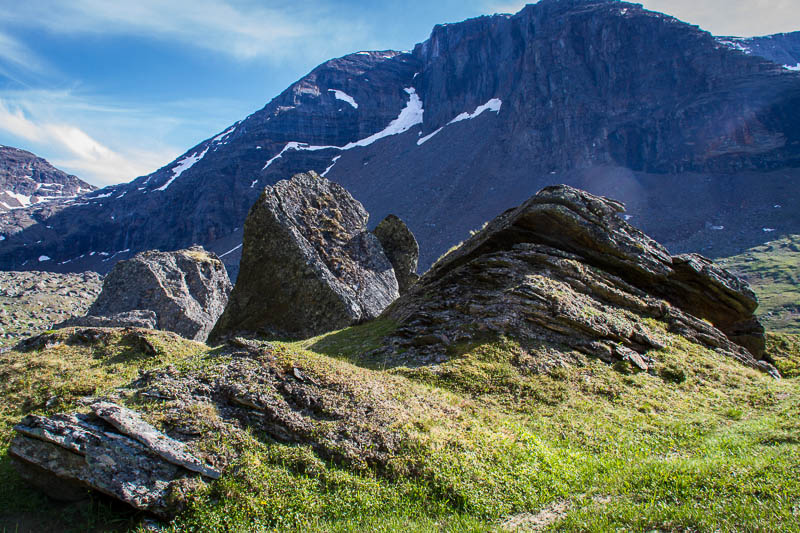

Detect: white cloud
[0,0,372,62]
[0,99,178,186]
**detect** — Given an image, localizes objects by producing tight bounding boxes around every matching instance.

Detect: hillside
[0,324,797,532]
[3,0,800,277]
[719,235,800,334]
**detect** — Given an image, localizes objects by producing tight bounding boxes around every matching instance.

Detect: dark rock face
[372,214,419,294]
[0,145,95,213]
[9,401,218,518]
[210,172,398,341]
[4,0,800,275]
[82,246,231,342]
[381,185,775,376]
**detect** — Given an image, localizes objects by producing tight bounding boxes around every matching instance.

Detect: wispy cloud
[0,97,179,186]
[0,0,373,62]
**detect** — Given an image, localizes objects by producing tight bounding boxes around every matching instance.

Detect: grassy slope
[718,235,800,334]
[0,323,797,532]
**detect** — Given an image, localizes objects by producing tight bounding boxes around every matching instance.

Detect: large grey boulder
[373,214,419,294]
[210,172,399,341]
[70,246,231,342]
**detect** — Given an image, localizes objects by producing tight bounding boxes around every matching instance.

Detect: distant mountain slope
[0,145,94,212]
[2,0,800,277]
[717,31,800,70]
[719,235,800,334]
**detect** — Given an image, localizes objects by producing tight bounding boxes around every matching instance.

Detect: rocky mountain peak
[0,145,95,212]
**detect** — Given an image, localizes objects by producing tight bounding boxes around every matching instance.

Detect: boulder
[74,246,231,342]
[210,171,399,341]
[381,185,775,376]
[372,214,419,294]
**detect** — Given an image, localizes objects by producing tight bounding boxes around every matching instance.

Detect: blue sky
[0,0,798,186]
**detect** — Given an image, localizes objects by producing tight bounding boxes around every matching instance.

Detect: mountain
[0,145,94,212]
[2,0,800,278]
[717,32,800,70]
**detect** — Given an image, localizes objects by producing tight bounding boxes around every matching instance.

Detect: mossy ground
[0,321,798,532]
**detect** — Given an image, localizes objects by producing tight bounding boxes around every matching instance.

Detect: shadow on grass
[304,318,399,369]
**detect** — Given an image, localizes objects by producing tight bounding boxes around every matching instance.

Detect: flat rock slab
[91,401,220,479]
[211,171,399,340]
[9,403,219,518]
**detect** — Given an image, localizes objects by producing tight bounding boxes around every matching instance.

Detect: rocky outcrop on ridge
[9,401,219,518]
[372,214,419,294]
[66,246,231,342]
[210,172,399,341]
[380,185,777,377]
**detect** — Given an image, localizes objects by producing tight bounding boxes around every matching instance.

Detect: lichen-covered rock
[381,185,775,376]
[373,214,419,294]
[78,246,231,342]
[9,402,219,518]
[210,172,399,341]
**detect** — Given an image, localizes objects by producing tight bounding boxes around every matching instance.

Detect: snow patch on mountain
[329,89,358,109]
[449,98,503,124]
[263,88,424,169]
[212,126,237,143]
[716,37,753,54]
[322,155,342,177]
[156,147,209,191]
[342,88,422,149]
[417,127,443,145]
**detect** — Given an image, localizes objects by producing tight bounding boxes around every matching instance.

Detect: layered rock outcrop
[64,246,231,342]
[210,172,400,341]
[380,185,776,376]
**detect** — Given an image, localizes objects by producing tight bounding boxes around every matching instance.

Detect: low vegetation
[719,234,800,334]
[0,319,798,532]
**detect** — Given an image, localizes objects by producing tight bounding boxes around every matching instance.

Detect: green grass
[0,324,799,532]
[719,235,800,334]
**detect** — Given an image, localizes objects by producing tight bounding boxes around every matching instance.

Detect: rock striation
[9,401,219,518]
[65,246,231,342]
[210,172,399,341]
[372,214,420,294]
[380,185,777,377]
